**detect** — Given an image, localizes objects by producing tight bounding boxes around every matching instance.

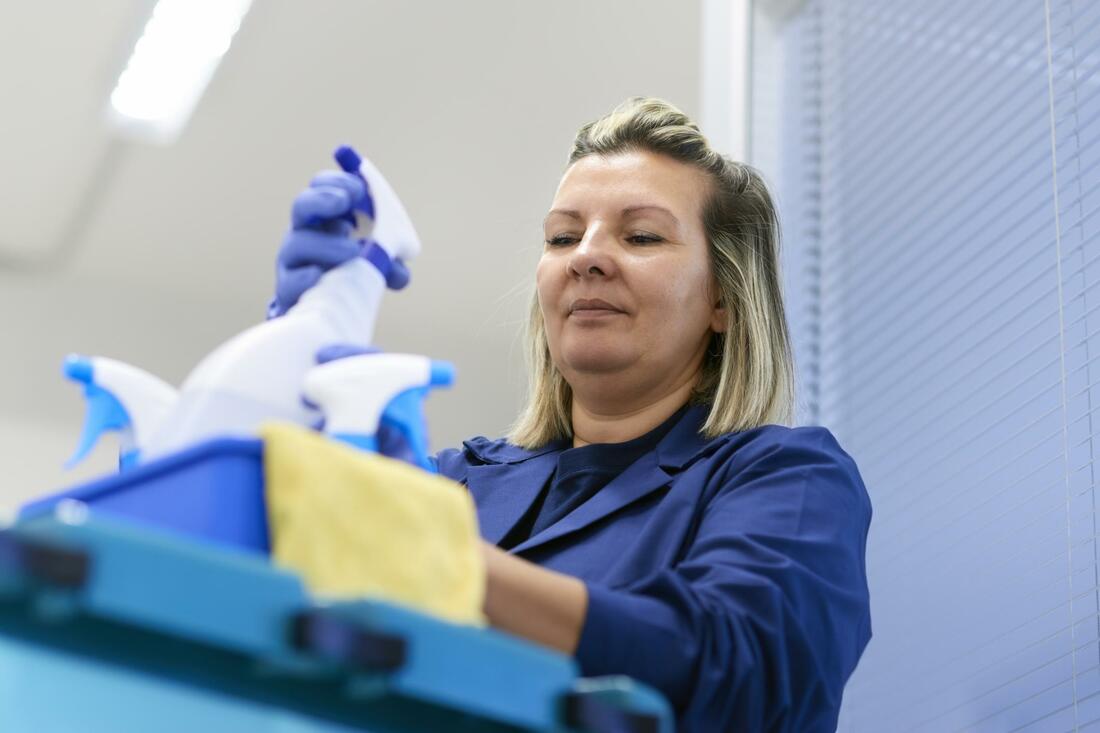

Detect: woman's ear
[710,297,728,333]
[709,277,728,333]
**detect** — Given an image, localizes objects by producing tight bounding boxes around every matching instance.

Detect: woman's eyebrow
[543,205,680,226]
[543,209,582,226]
[621,205,680,225]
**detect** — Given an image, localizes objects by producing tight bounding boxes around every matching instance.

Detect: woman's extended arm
[479,540,588,654]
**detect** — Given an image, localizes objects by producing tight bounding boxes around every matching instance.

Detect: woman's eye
[545,235,578,246]
[627,233,664,245]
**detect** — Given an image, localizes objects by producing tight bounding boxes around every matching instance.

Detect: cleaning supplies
[64,145,429,470]
[141,146,421,460]
[62,355,178,470]
[303,352,455,472]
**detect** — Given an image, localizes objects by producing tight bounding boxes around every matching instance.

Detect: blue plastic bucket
[18,438,269,553]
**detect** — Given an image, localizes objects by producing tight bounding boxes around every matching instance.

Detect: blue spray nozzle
[429,360,455,388]
[63,356,132,469]
[63,354,94,384]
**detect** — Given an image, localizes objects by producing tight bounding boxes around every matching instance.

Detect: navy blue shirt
[500,405,687,550]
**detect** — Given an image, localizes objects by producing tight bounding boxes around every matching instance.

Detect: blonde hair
[508,97,795,447]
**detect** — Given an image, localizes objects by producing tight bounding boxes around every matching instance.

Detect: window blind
[759,0,1100,729]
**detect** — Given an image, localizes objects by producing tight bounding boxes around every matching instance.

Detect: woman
[272,98,872,732]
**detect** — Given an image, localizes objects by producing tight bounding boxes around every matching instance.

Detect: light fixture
[108,0,253,143]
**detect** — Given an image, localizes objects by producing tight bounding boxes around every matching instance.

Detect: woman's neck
[569,376,697,448]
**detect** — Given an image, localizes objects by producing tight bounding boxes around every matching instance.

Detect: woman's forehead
[551,151,709,218]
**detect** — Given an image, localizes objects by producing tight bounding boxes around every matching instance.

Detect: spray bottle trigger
[66,383,131,469]
[377,387,431,472]
[376,360,455,472]
[63,355,132,469]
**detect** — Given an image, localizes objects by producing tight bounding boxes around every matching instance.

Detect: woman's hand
[478,540,588,655]
[268,170,370,318]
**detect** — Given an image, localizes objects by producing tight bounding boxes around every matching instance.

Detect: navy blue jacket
[435,404,872,732]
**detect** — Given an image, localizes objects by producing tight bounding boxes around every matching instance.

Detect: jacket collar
[461,435,567,465]
[653,403,717,471]
[466,404,721,553]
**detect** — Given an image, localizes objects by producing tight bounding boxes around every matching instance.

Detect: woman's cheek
[535,274,556,321]
[667,260,713,308]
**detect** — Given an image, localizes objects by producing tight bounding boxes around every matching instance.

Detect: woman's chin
[559,348,636,376]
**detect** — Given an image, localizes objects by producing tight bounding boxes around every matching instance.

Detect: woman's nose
[567,230,617,279]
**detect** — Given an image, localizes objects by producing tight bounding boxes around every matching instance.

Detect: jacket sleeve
[573,427,872,732]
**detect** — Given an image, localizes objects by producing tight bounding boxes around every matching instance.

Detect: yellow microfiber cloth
[260,422,486,626]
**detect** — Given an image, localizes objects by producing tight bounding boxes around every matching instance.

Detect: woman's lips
[569,298,625,316]
[567,299,629,321]
[570,309,624,320]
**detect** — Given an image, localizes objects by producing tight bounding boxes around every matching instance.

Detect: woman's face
[537,150,725,396]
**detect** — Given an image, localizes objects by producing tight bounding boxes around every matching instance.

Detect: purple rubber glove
[267,171,411,318]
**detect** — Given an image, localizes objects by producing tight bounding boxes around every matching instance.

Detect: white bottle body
[302,353,433,437]
[142,258,385,459]
[89,356,179,450]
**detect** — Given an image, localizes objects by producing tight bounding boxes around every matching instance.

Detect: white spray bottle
[140,146,421,460]
[62,354,178,469]
[302,352,455,472]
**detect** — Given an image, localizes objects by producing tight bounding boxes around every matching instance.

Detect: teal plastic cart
[2,438,673,732]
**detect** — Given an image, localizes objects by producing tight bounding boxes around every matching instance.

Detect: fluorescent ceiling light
[109,0,253,143]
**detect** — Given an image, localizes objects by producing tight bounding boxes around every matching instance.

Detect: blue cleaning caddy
[19,437,271,553]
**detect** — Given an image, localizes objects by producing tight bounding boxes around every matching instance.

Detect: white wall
[0,1,703,511]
